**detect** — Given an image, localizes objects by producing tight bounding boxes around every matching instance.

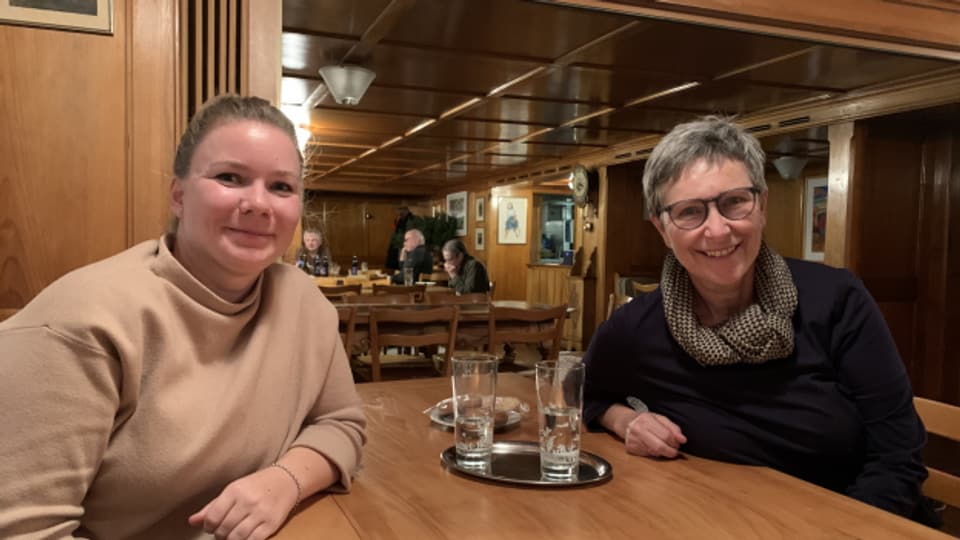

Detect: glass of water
[402,267,415,286]
[451,353,498,468]
[535,359,585,481]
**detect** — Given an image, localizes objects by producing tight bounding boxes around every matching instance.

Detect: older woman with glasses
[582,116,939,526]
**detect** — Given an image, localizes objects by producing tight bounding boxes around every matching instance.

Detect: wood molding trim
[544,0,960,61]
[242,0,281,103]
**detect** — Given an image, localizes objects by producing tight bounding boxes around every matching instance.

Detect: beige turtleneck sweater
[0,236,366,539]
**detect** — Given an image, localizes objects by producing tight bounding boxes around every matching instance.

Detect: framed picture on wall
[803,177,828,262]
[0,0,113,34]
[475,195,485,222]
[446,191,468,236]
[498,196,527,245]
[475,228,484,251]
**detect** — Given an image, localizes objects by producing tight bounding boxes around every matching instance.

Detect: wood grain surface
[276,374,950,539]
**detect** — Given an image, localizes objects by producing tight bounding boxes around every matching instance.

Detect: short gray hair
[406,228,425,245]
[442,239,468,258]
[642,116,766,217]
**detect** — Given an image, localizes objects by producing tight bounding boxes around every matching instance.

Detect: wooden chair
[372,283,427,302]
[335,305,357,357]
[355,305,460,382]
[343,292,415,305]
[631,281,660,296]
[319,284,362,302]
[914,397,960,509]
[487,304,568,365]
[425,291,491,305]
[606,292,634,320]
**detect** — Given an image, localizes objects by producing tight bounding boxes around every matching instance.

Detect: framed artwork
[0,0,113,34]
[475,195,485,222]
[446,191,468,236]
[498,196,527,245]
[475,228,485,251]
[803,177,828,262]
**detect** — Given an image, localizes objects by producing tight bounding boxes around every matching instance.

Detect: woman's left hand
[188,466,298,540]
[443,261,457,278]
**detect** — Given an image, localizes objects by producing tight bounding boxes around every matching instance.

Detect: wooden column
[825,122,856,269]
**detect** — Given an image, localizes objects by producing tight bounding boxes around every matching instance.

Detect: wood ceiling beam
[539,0,960,61]
[453,68,960,192]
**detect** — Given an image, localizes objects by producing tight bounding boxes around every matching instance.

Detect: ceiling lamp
[772,156,809,180]
[318,65,376,106]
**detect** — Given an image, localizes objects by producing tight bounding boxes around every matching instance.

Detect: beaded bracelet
[271,462,302,509]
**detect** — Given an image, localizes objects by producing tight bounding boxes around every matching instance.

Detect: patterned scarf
[660,242,798,366]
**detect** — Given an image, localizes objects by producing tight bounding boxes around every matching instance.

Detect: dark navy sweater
[583,258,929,521]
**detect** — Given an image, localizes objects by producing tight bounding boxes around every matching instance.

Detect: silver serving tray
[440,441,612,487]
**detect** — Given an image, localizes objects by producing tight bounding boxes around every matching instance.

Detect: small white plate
[416,281,438,286]
[428,397,529,431]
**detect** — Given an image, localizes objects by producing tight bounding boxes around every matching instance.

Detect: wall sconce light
[318,64,376,106]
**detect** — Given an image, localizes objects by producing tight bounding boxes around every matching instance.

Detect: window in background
[535,194,575,264]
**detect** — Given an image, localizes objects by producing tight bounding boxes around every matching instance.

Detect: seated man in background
[391,228,433,284]
[442,239,490,295]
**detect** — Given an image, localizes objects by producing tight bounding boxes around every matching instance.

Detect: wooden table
[275,374,950,539]
[313,275,391,290]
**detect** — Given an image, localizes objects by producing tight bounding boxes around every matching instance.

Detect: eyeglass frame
[656,186,761,230]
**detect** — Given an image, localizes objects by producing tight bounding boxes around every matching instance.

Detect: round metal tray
[440,440,613,487]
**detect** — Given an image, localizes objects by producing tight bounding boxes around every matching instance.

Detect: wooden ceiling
[280,0,957,195]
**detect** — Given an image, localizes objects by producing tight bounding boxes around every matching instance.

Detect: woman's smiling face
[170,119,302,297]
[651,158,767,296]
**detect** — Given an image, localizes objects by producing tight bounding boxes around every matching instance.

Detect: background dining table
[274,374,951,539]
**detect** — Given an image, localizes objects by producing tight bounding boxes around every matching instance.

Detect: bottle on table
[296,253,307,272]
[320,256,330,277]
[351,255,359,276]
[312,255,322,276]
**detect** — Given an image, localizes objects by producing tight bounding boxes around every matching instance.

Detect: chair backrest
[425,291,491,305]
[369,305,460,380]
[631,281,659,296]
[373,283,427,302]
[319,284,362,301]
[606,292,633,320]
[343,292,415,305]
[914,397,960,509]
[487,304,568,361]
[335,305,357,356]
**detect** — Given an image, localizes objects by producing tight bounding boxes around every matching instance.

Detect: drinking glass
[402,267,414,286]
[535,360,585,480]
[451,353,498,468]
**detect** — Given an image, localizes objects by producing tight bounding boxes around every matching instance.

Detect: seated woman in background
[0,95,367,539]
[295,227,332,274]
[582,116,939,527]
[442,239,490,295]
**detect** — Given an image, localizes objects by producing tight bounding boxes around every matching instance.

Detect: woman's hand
[601,404,687,459]
[443,261,457,278]
[188,465,298,540]
[624,412,687,458]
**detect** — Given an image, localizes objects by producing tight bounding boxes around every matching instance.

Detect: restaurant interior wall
[849,104,960,406]
[301,192,431,270]
[0,0,178,322]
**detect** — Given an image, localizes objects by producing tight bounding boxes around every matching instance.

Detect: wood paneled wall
[0,1,178,321]
[301,193,428,269]
[852,106,960,405]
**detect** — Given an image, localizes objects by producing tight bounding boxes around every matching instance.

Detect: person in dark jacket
[441,239,490,295]
[583,115,939,527]
[391,228,432,284]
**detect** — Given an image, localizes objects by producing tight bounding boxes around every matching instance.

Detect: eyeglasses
[657,187,760,230]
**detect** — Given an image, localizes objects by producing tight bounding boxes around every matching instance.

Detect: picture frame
[0,0,113,34]
[803,176,828,262]
[497,196,527,245]
[475,228,485,251]
[446,191,468,237]
[475,195,485,222]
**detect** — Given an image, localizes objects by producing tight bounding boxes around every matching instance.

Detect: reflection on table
[275,374,949,539]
